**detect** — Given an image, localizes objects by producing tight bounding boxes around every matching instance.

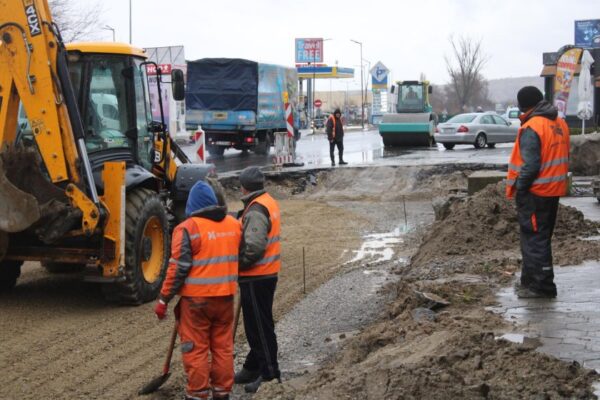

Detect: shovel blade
[138,372,171,395]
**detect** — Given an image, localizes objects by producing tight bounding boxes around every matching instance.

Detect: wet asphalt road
[181,128,513,174]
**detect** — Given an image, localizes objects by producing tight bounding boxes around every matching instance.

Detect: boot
[244,375,282,393]
[234,368,261,384]
[331,158,336,167]
[339,159,348,165]
[516,285,556,299]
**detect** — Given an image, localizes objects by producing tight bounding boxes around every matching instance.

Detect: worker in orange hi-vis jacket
[506,86,570,299]
[154,180,241,400]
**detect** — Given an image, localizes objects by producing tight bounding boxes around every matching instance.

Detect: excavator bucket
[0,156,41,232]
[0,146,71,234]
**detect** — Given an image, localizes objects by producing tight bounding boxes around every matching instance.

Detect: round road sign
[314,99,322,108]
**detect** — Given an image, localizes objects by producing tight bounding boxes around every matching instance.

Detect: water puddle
[495,333,542,348]
[347,225,411,265]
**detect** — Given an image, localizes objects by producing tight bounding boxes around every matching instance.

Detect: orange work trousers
[177,295,234,399]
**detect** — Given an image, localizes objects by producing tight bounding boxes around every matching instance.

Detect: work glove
[154,299,167,320]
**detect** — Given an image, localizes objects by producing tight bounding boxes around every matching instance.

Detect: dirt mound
[256,179,600,400]
[570,132,600,176]
[302,165,471,202]
[258,280,598,400]
[412,182,600,272]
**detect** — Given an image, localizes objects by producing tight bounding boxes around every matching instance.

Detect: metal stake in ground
[403,196,408,228]
[303,246,306,294]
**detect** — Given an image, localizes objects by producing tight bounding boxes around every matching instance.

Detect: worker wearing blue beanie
[185,181,218,217]
[157,178,242,400]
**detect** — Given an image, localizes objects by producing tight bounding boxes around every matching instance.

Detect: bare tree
[445,36,490,112]
[49,0,104,43]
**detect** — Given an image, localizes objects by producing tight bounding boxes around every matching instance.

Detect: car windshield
[447,114,476,123]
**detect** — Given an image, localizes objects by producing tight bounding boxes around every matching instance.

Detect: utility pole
[363,58,371,126]
[129,0,132,44]
[350,39,364,129]
[103,25,115,42]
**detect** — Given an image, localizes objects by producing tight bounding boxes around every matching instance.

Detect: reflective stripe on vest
[178,215,241,297]
[240,193,282,277]
[329,115,336,138]
[506,114,569,198]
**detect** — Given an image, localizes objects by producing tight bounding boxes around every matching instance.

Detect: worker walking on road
[326,108,347,166]
[234,166,282,393]
[154,181,241,400]
[506,86,570,299]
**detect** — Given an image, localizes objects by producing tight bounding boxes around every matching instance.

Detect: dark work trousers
[329,139,344,163]
[239,276,280,380]
[516,191,559,295]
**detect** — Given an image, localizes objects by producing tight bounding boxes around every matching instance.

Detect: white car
[504,107,522,128]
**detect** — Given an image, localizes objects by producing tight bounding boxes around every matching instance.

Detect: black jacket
[326,116,344,142]
[516,101,559,193]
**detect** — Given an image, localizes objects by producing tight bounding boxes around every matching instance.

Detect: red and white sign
[194,127,206,164]
[146,63,172,76]
[314,99,322,108]
[285,103,294,138]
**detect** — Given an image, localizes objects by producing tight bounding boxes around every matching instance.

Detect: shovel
[138,321,178,395]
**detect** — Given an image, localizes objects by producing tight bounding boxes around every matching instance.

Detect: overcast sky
[82,0,596,91]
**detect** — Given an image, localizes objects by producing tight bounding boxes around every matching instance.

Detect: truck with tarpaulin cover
[185,58,300,156]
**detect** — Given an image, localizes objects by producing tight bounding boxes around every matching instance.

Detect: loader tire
[102,188,170,305]
[42,262,85,274]
[0,261,22,292]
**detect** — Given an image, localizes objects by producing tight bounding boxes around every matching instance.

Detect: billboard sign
[145,46,187,140]
[295,38,324,64]
[575,20,600,48]
[553,48,583,118]
[371,61,389,90]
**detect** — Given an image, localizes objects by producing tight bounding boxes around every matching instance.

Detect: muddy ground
[0,192,367,399]
[257,175,600,400]
[2,165,599,399]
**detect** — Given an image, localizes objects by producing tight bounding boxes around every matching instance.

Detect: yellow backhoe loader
[0,0,213,303]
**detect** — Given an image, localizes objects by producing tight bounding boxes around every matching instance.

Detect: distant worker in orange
[326,108,347,166]
[155,181,241,400]
[506,86,570,299]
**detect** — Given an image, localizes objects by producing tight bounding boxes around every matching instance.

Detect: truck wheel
[207,145,225,157]
[102,188,170,305]
[0,261,22,292]
[42,262,85,273]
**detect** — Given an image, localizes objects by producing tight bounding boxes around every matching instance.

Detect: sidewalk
[490,196,600,374]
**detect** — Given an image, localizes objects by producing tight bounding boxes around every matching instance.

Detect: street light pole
[129,0,132,43]
[362,58,371,126]
[103,25,115,42]
[350,39,364,129]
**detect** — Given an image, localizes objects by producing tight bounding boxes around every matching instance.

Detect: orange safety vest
[328,115,336,138]
[240,193,281,277]
[506,114,570,198]
[178,215,241,297]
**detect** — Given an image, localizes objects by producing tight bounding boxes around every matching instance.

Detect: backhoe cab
[0,1,213,303]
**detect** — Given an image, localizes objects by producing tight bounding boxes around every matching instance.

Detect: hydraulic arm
[0,0,100,237]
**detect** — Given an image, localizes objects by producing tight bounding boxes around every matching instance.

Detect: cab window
[84,56,132,153]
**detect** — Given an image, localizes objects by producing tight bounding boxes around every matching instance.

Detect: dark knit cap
[239,166,265,192]
[517,86,544,111]
[185,181,217,217]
